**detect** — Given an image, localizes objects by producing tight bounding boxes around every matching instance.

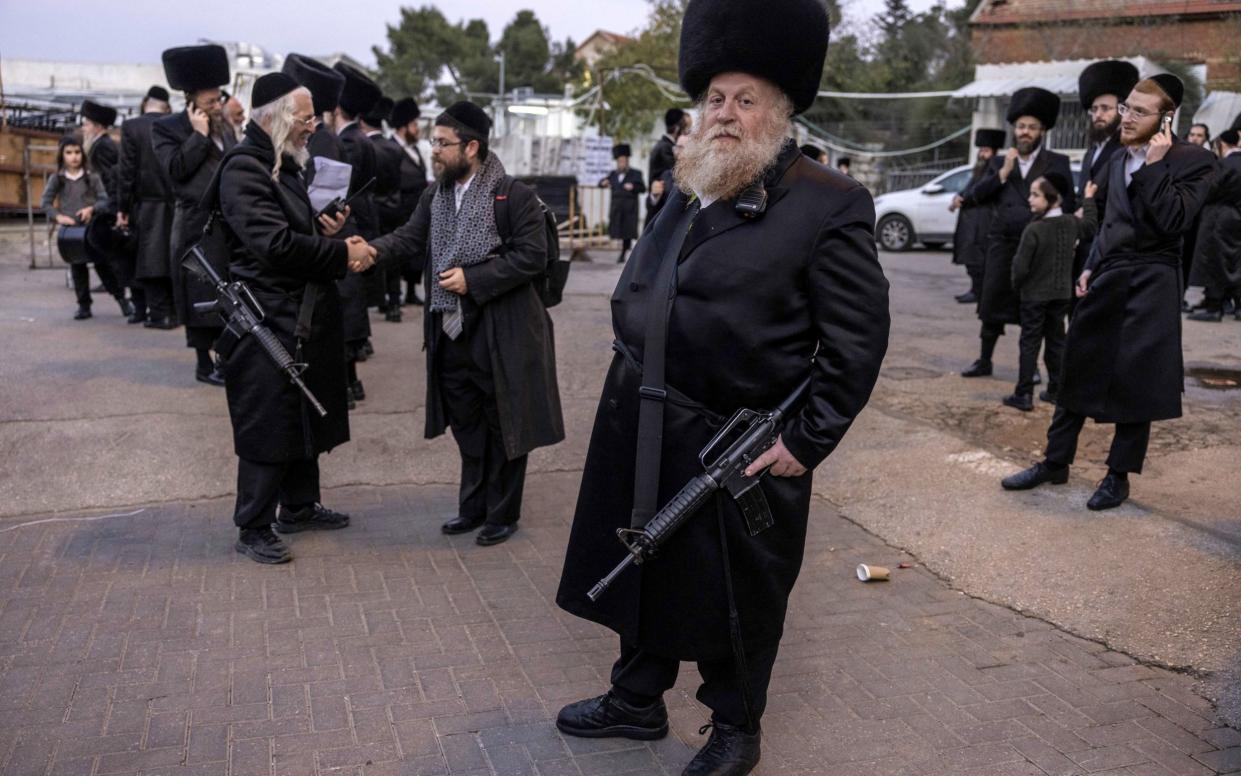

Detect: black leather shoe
[235,527,292,564]
[1039,390,1057,404]
[961,359,992,378]
[1087,474,1129,511]
[196,367,225,387]
[127,310,148,324]
[442,515,485,535]
[143,316,177,330]
[274,503,350,533]
[476,524,518,546]
[118,298,135,317]
[955,291,977,304]
[1187,309,1223,322]
[682,722,761,776]
[1002,393,1033,411]
[556,692,669,741]
[362,340,374,357]
[385,307,402,323]
[73,306,92,320]
[1002,462,1069,491]
[350,380,366,401]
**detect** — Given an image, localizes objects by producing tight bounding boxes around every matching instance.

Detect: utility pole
[495,51,506,136]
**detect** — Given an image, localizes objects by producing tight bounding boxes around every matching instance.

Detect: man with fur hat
[389,97,430,305]
[208,73,375,564]
[116,86,174,326]
[1072,60,1138,318]
[370,100,565,548]
[281,53,346,182]
[553,0,890,772]
[80,99,137,319]
[1002,74,1215,510]
[950,128,1005,304]
[599,144,645,263]
[152,44,234,385]
[960,86,1075,383]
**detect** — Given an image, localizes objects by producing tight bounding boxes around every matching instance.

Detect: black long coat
[602,168,645,240]
[1073,137,1124,282]
[152,111,235,328]
[555,143,890,661]
[951,164,992,269]
[371,134,406,233]
[87,133,119,213]
[393,140,430,277]
[966,147,1075,325]
[1188,153,1241,295]
[212,125,351,463]
[117,112,174,280]
[337,123,378,342]
[1060,139,1215,423]
[648,135,677,184]
[370,175,565,460]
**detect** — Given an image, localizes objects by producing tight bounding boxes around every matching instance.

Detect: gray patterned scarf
[429,153,507,313]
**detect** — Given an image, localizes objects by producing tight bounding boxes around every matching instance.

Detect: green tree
[498,10,553,92]
[373,6,476,99]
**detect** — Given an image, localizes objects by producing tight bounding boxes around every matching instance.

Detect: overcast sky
[0,0,953,67]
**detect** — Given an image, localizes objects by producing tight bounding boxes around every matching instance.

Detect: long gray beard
[674,117,788,202]
[284,145,310,169]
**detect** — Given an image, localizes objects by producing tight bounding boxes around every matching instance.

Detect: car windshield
[935,169,971,193]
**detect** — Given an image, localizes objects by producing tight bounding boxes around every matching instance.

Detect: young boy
[1003,172,1098,410]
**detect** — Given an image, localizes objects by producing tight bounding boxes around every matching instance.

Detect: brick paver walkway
[0,473,1237,775]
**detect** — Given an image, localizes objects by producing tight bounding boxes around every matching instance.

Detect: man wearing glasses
[152,45,236,385]
[1073,60,1139,318]
[1003,75,1215,510]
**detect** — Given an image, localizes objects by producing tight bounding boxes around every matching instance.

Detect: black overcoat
[212,125,351,463]
[371,175,566,460]
[555,143,890,661]
[966,147,1075,324]
[337,123,378,343]
[152,111,235,327]
[1059,139,1215,423]
[371,134,406,233]
[1188,153,1241,295]
[1073,137,1124,283]
[951,165,991,269]
[117,112,174,280]
[602,168,645,240]
[394,140,430,277]
[648,135,677,183]
[87,133,119,213]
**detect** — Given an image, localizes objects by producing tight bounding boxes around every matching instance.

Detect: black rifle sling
[630,199,699,529]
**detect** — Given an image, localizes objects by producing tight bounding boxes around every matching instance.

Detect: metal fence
[881,157,967,195]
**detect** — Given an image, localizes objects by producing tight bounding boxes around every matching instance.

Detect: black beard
[437,156,471,185]
[1089,117,1120,144]
[1016,136,1042,156]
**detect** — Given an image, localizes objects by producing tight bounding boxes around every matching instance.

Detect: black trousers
[1016,299,1068,396]
[186,325,223,351]
[610,639,780,731]
[233,457,320,530]
[70,260,122,308]
[966,262,984,298]
[111,252,144,313]
[383,267,403,306]
[141,277,175,320]
[439,328,528,526]
[1045,406,1151,474]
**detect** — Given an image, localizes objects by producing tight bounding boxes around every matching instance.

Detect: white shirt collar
[453,173,476,211]
[1226,147,1241,157]
[693,190,717,211]
[339,120,358,135]
[1045,206,1063,219]
[63,169,85,181]
[1017,145,1041,176]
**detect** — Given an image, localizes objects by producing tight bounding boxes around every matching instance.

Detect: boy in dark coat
[1003,75,1215,511]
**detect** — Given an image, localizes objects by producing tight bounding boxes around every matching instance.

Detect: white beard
[674,113,789,202]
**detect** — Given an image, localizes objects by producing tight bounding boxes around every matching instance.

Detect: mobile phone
[1161,115,1173,133]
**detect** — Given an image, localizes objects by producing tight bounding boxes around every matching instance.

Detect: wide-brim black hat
[80,100,117,127]
[612,144,631,159]
[390,97,420,128]
[333,62,382,117]
[162,45,230,92]
[974,128,1007,150]
[1006,87,1060,129]
[436,101,491,138]
[679,0,829,115]
[1146,74,1185,108]
[364,96,394,127]
[1078,60,1139,111]
[283,53,344,115]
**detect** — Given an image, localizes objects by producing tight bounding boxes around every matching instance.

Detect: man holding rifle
[553,0,889,773]
[207,73,375,564]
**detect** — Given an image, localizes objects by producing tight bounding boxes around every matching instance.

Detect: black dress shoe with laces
[961,359,992,377]
[682,722,761,776]
[476,524,518,546]
[1002,393,1033,411]
[441,515,485,535]
[273,504,350,534]
[235,527,292,564]
[955,291,977,304]
[144,316,177,329]
[556,692,669,740]
[1039,390,1057,404]
[1087,473,1129,511]
[74,306,92,320]
[196,367,226,387]
[1002,462,1069,491]
[1187,309,1223,322]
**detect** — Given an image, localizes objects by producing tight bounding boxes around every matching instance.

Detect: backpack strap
[493,174,516,245]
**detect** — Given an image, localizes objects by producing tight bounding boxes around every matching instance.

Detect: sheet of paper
[307,157,352,212]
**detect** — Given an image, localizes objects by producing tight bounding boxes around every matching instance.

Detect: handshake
[346,236,377,273]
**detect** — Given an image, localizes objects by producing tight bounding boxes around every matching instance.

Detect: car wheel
[878,214,914,252]
[923,241,946,250]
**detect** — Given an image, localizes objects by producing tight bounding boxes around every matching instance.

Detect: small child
[1002,171,1098,411]
[41,135,126,320]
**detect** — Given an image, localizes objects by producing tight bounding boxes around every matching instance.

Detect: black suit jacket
[648,135,676,183]
[87,134,120,213]
[117,113,171,211]
[966,147,1077,240]
[337,122,379,239]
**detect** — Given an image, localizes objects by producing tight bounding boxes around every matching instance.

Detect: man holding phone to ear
[1002,74,1215,511]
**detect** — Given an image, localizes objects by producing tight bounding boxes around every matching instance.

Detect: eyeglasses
[1117,103,1161,120]
[293,115,319,128]
[429,138,464,149]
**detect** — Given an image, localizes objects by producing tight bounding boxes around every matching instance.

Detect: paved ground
[1,226,1239,773]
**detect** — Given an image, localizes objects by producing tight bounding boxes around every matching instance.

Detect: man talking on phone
[1001,74,1215,510]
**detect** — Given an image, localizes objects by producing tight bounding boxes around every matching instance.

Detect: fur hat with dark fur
[1006,87,1060,130]
[612,144,632,159]
[1078,60,1139,111]
[161,45,230,93]
[974,128,1006,150]
[80,100,117,127]
[283,53,345,115]
[678,0,829,115]
[333,62,382,118]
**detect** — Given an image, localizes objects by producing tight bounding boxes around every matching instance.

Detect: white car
[873,162,1082,252]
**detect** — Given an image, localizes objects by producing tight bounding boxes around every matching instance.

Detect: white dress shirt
[1017,145,1041,179]
[454,174,475,212]
[1125,145,1148,187]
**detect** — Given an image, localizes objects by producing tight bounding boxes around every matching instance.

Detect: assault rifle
[587,376,811,601]
[182,244,327,418]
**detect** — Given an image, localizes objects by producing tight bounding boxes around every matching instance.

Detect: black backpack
[493,175,569,308]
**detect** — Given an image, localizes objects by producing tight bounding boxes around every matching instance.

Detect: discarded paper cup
[856,564,890,582]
